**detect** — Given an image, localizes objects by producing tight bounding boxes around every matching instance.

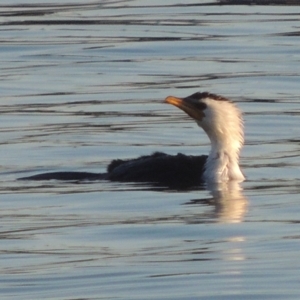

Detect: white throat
[198,98,245,183]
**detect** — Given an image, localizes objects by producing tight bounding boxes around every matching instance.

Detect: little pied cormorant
[19,92,245,189]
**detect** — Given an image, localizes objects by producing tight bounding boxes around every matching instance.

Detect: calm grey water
[1,1,300,299]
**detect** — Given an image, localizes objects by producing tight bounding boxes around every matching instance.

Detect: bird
[19,92,245,189]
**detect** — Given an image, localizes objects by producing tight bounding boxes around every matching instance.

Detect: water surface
[0,1,300,299]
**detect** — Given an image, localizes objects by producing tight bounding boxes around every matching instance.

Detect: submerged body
[20,92,245,188]
[23,152,207,189]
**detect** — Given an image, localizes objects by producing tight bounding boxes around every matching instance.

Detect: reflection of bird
[20,92,245,189]
[208,181,247,223]
[184,181,248,223]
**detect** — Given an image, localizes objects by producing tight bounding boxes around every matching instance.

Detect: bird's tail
[18,171,107,181]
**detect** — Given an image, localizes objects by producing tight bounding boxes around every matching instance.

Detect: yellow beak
[165,96,205,121]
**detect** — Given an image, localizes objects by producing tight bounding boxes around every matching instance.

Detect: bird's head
[165,92,244,156]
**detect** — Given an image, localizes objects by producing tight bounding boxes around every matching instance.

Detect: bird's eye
[193,102,207,110]
[185,95,207,110]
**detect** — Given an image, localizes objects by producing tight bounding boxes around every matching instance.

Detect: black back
[107,152,207,189]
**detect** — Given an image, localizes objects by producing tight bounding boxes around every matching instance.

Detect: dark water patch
[3,15,300,27]
[219,0,300,4]
[0,2,106,17]
[278,30,300,36]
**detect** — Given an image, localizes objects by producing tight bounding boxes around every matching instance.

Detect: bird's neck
[203,140,244,183]
[193,97,244,183]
